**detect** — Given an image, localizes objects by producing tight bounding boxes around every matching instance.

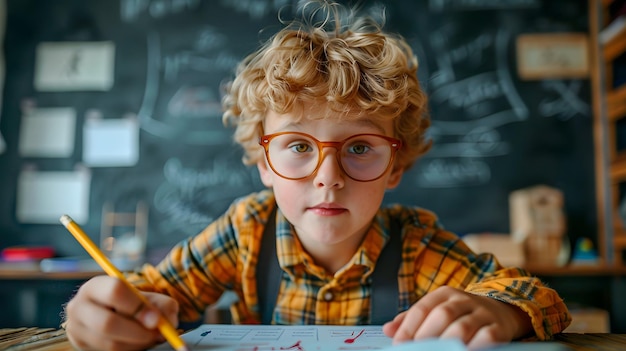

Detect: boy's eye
[289,143,313,153]
[347,143,371,155]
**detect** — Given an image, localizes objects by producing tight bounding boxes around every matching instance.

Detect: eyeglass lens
[265,133,396,181]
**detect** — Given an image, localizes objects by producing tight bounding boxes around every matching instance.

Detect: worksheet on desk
[152,325,388,350]
[150,324,466,351]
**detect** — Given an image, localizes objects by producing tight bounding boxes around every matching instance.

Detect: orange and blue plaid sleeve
[125,190,275,323]
[395,205,571,341]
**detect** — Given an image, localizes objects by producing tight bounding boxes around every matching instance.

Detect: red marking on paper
[344,329,365,343]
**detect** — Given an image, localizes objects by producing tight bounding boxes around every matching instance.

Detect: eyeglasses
[259,132,402,182]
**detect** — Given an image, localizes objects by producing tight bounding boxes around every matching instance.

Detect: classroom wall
[0,0,595,259]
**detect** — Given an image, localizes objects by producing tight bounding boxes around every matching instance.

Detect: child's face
[257,106,403,252]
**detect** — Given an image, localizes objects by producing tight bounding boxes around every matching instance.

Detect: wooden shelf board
[607,85,626,121]
[609,160,626,180]
[614,150,626,162]
[602,26,626,61]
[607,84,626,106]
[608,102,626,121]
[525,264,626,276]
[615,234,626,247]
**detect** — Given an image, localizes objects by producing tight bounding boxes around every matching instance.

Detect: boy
[64,1,571,350]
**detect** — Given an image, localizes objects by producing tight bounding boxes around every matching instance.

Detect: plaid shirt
[126,190,571,340]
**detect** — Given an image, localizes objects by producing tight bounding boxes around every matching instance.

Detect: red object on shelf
[1,246,55,261]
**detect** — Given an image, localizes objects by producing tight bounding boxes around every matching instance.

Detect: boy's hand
[65,275,180,351]
[382,286,533,350]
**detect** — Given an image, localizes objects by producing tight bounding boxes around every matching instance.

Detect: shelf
[602,19,626,61]
[607,84,626,106]
[609,159,626,180]
[614,231,626,248]
[525,264,626,276]
[591,0,624,267]
[0,268,102,280]
[607,84,626,120]
[608,101,626,121]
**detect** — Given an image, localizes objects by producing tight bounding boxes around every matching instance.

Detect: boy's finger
[134,306,161,329]
[83,276,147,318]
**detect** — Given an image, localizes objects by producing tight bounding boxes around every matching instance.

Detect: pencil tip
[176,346,191,351]
[59,215,72,226]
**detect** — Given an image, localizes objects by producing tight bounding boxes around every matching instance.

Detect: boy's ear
[257,160,274,187]
[386,167,403,189]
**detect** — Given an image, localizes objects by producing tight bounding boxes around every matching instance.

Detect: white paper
[18,107,76,157]
[83,116,139,167]
[151,325,467,351]
[34,41,115,91]
[16,168,91,224]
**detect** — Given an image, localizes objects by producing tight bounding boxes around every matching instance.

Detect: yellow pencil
[59,214,190,351]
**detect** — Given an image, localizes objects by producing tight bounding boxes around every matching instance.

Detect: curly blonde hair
[222,0,431,172]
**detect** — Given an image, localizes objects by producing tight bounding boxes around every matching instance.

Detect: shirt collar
[274,209,392,280]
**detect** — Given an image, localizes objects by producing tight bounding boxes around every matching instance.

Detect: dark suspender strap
[256,204,278,324]
[369,218,402,324]
[256,205,402,325]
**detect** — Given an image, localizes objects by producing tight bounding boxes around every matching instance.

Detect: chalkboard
[0,0,595,258]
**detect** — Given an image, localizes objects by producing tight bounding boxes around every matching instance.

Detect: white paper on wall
[16,167,91,224]
[83,114,139,167]
[18,107,76,157]
[34,41,115,91]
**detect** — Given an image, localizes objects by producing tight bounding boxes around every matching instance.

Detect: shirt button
[323,291,333,301]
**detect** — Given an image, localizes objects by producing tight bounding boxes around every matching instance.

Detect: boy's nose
[313,149,345,189]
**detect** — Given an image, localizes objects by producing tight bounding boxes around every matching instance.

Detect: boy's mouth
[308,203,347,216]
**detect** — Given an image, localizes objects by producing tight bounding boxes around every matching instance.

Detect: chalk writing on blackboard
[416,28,526,188]
[153,156,261,237]
[538,80,590,120]
[220,0,291,20]
[120,0,202,22]
[417,159,491,188]
[429,0,541,11]
[137,31,238,145]
[0,0,595,253]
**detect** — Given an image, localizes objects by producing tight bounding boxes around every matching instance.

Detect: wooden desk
[554,333,626,350]
[0,328,72,351]
[0,328,624,351]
